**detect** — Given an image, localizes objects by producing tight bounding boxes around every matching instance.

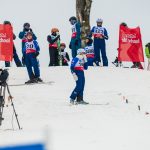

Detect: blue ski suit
[23,40,40,79]
[85,45,95,66]
[19,30,37,66]
[70,55,88,100]
[91,26,108,66]
[69,22,81,58]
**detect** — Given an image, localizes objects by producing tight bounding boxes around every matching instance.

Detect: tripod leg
[6,84,22,130]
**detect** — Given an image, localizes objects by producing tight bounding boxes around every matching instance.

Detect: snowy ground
[0,67,150,150]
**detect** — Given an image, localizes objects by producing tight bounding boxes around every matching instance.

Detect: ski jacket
[71,22,81,39]
[70,55,88,72]
[23,40,40,54]
[61,51,70,62]
[47,34,59,48]
[91,26,108,40]
[19,30,37,52]
[145,47,150,58]
[85,45,95,58]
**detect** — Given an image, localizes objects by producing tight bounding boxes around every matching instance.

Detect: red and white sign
[0,24,13,61]
[118,25,144,62]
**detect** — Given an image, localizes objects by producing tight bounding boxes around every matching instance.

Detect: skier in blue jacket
[70,48,89,105]
[84,37,95,66]
[23,32,42,84]
[19,23,37,66]
[91,18,109,66]
[69,16,81,58]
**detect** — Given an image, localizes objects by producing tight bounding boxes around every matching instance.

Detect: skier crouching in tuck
[23,32,43,84]
[70,48,89,105]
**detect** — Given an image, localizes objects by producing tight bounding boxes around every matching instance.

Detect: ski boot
[25,79,38,84]
[76,96,89,105]
[70,99,77,105]
[35,77,43,82]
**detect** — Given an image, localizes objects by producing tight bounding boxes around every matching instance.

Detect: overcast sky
[0,0,149,66]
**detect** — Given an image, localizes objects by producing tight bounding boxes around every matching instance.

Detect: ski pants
[70,71,85,100]
[87,57,94,66]
[5,45,22,67]
[70,38,81,58]
[49,47,59,66]
[94,38,108,66]
[25,53,40,79]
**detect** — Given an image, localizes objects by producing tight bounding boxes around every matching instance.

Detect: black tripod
[0,82,21,130]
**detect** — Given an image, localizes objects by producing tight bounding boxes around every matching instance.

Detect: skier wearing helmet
[47,28,60,66]
[90,18,109,66]
[60,43,70,66]
[23,31,42,84]
[19,22,37,66]
[69,16,81,58]
[70,48,89,105]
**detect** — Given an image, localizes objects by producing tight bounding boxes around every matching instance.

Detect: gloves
[83,54,87,63]
[33,52,39,58]
[29,28,33,32]
[72,73,78,81]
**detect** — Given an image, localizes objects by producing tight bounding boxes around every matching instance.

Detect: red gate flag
[118,25,144,62]
[0,24,13,61]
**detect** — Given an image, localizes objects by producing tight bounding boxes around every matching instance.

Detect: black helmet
[69,16,77,22]
[23,22,30,28]
[120,22,127,27]
[3,20,11,25]
[86,36,93,45]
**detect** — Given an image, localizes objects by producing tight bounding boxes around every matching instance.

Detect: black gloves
[34,52,39,58]
[29,28,33,32]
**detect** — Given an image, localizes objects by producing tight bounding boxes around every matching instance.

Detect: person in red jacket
[47,28,60,66]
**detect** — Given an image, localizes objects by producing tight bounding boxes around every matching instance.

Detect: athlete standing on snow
[84,37,95,66]
[47,28,60,66]
[69,16,81,58]
[90,18,109,66]
[19,23,37,66]
[70,48,89,105]
[23,32,42,84]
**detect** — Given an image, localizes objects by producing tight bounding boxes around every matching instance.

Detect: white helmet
[96,18,103,23]
[77,48,86,55]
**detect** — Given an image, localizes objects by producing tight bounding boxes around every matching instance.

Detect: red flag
[118,25,144,62]
[0,24,13,61]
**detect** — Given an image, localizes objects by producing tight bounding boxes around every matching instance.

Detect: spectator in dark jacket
[3,21,22,67]
[47,28,60,66]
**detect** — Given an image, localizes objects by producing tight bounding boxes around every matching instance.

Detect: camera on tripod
[0,69,21,129]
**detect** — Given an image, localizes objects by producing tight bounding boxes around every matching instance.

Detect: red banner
[0,24,13,61]
[118,25,144,62]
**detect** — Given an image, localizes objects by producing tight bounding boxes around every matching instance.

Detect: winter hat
[69,16,77,22]
[51,28,59,33]
[3,20,11,25]
[86,36,93,45]
[96,18,103,23]
[23,23,30,28]
[60,43,66,48]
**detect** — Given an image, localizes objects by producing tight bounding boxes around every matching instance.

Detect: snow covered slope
[0,67,150,150]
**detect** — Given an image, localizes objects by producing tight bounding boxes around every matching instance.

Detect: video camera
[0,69,9,86]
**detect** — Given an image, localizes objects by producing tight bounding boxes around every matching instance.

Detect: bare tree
[76,0,92,47]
